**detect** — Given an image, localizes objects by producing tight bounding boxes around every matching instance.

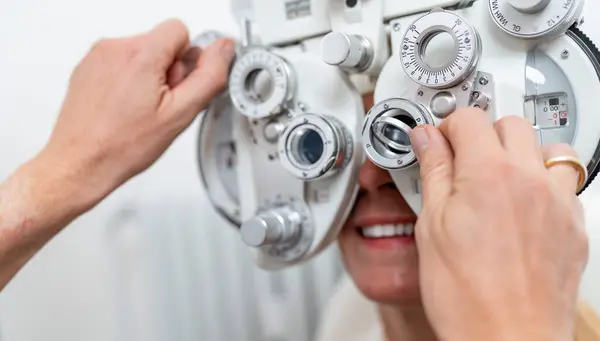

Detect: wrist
[31,146,113,215]
[0,149,107,289]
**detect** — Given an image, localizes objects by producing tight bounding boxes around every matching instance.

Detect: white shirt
[314,275,385,341]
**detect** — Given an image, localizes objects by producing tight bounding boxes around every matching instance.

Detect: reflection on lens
[419,31,456,69]
[382,124,410,145]
[292,128,324,165]
[377,108,416,152]
[244,68,275,104]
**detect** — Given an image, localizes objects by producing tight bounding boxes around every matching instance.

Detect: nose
[358,158,395,193]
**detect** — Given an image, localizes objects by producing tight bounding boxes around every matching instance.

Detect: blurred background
[0,0,599,341]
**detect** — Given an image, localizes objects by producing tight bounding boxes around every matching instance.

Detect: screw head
[561,49,569,59]
[393,23,401,31]
[479,77,489,85]
[461,84,469,91]
[417,90,424,96]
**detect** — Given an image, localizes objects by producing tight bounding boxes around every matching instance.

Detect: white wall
[0,1,600,341]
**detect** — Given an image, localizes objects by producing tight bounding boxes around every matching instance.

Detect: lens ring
[290,127,325,166]
[229,48,295,119]
[372,116,414,153]
[400,10,481,89]
[279,114,352,180]
[362,98,432,170]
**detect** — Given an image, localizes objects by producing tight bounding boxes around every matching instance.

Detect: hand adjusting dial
[321,32,374,72]
[241,207,301,247]
[362,98,433,170]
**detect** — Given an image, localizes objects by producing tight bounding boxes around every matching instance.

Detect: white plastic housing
[233,48,365,270]
[251,0,331,46]
[328,0,388,78]
[383,0,466,20]
[375,1,600,214]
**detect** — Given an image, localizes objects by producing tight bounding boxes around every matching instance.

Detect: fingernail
[220,40,236,60]
[411,127,429,158]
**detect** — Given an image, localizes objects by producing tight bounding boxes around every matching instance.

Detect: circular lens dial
[401,9,481,89]
[229,48,295,118]
[278,114,353,180]
[362,98,433,170]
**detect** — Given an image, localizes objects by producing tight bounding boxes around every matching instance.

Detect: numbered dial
[401,9,481,89]
[253,196,315,263]
[278,114,354,180]
[362,98,433,170]
[229,48,295,119]
[488,0,584,39]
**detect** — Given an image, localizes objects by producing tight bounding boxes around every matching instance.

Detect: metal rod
[240,17,252,47]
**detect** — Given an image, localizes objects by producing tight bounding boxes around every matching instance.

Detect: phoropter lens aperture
[291,127,325,166]
[279,114,353,180]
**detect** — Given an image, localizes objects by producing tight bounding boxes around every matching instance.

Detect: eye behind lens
[278,114,353,180]
[290,127,325,166]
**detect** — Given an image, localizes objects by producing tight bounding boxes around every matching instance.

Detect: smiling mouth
[359,223,415,238]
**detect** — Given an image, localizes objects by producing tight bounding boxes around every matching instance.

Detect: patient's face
[338,93,421,305]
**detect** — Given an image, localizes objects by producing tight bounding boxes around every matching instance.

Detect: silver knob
[321,32,373,72]
[507,0,551,13]
[240,207,302,247]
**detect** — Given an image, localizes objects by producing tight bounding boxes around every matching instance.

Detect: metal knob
[508,0,551,13]
[321,32,373,71]
[240,207,301,247]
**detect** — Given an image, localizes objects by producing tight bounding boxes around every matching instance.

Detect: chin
[338,225,422,306]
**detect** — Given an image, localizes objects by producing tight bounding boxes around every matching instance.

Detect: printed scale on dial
[229,48,294,119]
[400,9,481,89]
[488,0,585,38]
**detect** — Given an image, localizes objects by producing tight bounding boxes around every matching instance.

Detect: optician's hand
[40,19,235,206]
[0,19,234,290]
[410,108,588,341]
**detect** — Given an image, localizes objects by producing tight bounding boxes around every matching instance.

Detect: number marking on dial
[488,0,581,38]
[400,11,480,89]
[229,48,293,118]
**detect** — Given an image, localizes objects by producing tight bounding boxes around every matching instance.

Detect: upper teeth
[361,223,415,238]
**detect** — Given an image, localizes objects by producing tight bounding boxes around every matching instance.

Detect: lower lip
[359,234,416,249]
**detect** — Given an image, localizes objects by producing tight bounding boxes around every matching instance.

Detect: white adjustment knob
[240,207,301,247]
[321,32,373,71]
[508,0,551,13]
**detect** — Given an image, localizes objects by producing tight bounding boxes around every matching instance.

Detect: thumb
[410,125,454,207]
[171,38,236,120]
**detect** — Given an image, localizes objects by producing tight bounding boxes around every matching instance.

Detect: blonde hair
[576,301,600,341]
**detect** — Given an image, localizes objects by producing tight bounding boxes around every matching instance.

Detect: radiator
[105,194,346,341]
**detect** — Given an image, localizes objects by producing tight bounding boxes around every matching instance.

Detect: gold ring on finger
[544,156,588,193]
